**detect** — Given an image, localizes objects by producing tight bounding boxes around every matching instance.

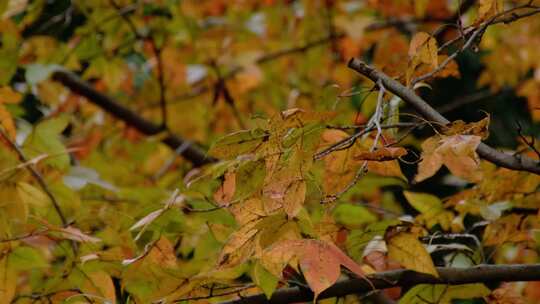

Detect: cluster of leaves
[0,0,539,303]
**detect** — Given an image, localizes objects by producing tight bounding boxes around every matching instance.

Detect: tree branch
[220,264,540,304]
[52,70,216,167]
[347,59,540,175]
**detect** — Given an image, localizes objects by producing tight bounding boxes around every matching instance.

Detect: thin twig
[348,59,540,175]
[0,129,68,226]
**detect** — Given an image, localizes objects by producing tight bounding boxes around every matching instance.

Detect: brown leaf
[354,147,407,161]
[415,134,482,182]
[55,226,102,243]
[444,116,490,139]
[483,214,532,246]
[213,170,236,206]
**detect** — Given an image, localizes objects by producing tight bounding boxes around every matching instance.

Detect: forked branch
[347,59,540,175]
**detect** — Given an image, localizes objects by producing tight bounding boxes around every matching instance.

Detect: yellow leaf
[409,32,438,68]
[282,179,306,218]
[0,256,16,303]
[404,191,453,230]
[82,271,116,304]
[217,220,258,268]
[407,32,438,85]
[16,182,50,208]
[0,104,16,140]
[483,214,532,246]
[476,0,503,24]
[0,182,28,222]
[0,86,22,104]
[386,231,438,277]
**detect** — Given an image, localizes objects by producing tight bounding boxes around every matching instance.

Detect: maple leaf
[260,239,367,299]
[415,134,483,182]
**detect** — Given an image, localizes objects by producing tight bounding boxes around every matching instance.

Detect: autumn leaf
[252,262,279,299]
[354,147,407,161]
[213,170,236,206]
[407,32,438,85]
[476,0,503,24]
[217,221,258,268]
[234,159,266,200]
[415,134,483,182]
[0,256,16,303]
[54,226,102,243]
[403,191,454,231]
[209,128,269,159]
[260,239,366,299]
[386,231,438,277]
[488,282,526,304]
[0,86,22,139]
[400,283,490,304]
[483,214,532,246]
[282,179,306,218]
[443,116,490,139]
[81,270,117,304]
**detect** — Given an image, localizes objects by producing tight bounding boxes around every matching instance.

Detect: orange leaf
[213,171,236,206]
[354,147,407,161]
[415,135,482,182]
[261,239,366,298]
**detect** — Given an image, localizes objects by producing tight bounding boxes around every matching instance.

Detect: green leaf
[8,246,48,270]
[209,129,268,159]
[333,203,377,228]
[404,191,453,230]
[234,159,266,200]
[23,115,70,170]
[346,220,400,261]
[399,283,490,304]
[252,262,279,299]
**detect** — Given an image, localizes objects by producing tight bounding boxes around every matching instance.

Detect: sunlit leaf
[386,231,438,277]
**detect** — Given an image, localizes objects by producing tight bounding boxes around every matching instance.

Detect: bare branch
[52,70,215,167]
[347,59,540,175]
[219,264,540,304]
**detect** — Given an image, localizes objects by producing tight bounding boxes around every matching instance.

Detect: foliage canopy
[1,0,540,303]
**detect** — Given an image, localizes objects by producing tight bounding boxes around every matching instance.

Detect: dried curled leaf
[354,147,407,161]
